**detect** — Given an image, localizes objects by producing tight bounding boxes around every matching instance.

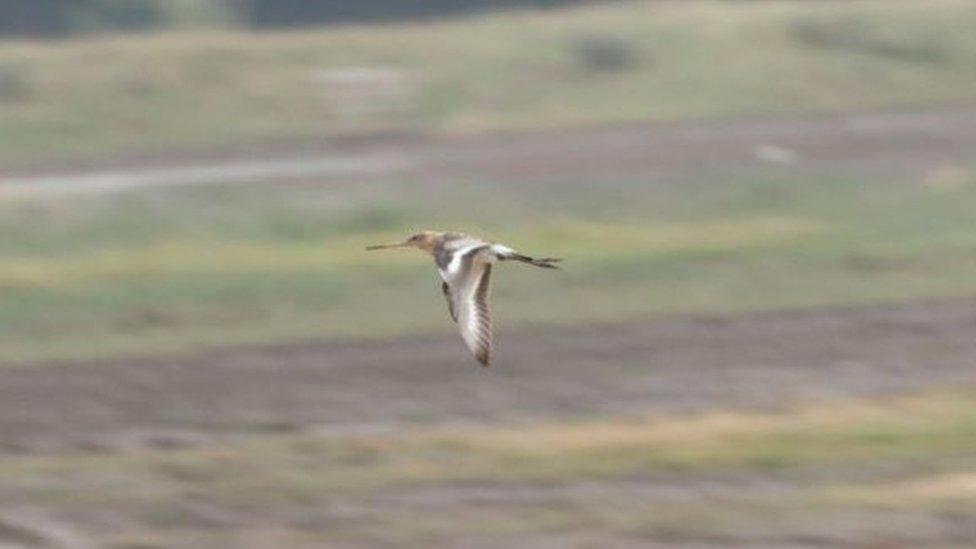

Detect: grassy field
[5,3,976,546]
[2,389,974,547]
[2,162,976,365]
[2,0,976,166]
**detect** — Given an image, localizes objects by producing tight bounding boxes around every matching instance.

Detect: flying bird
[367,231,561,367]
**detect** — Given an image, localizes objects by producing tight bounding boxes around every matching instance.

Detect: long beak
[366,241,409,251]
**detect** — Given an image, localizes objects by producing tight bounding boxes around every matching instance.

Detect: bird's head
[366,231,441,253]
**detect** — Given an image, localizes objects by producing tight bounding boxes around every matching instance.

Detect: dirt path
[3,109,975,194]
[3,300,974,453]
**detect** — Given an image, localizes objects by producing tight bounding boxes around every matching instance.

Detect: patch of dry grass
[826,472,976,507]
[3,0,976,165]
[1,391,974,546]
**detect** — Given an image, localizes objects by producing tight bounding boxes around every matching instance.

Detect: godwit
[367,231,561,366]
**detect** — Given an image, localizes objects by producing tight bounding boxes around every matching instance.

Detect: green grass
[3,164,976,365]
[2,391,974,547]
[3,0,976,166]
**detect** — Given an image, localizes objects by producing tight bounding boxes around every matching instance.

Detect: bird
[367,231,561,367]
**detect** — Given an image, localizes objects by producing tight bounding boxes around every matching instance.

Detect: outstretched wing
[435,239,484,324]
[450,262,493,367]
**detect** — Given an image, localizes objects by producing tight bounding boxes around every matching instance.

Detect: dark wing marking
[435,248,452,272]
[442,281,458,322]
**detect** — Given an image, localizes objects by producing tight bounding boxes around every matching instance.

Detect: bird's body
[367,231,561,366]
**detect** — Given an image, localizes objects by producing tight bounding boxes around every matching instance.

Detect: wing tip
[476,349,491,367]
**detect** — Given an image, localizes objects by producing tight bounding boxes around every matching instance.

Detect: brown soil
[3,300,974,453]
[4,109,976,191]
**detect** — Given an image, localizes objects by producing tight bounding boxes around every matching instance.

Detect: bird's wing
[450,261,493,367]
[441,281,457,322]
[436,237,486,281]
[437,240,485,324]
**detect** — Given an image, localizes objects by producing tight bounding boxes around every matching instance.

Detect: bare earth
[3,109,976,193]
[3,300,974,453]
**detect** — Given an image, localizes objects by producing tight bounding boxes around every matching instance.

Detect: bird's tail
[504,254,562,269]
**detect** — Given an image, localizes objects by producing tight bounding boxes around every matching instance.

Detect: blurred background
[2,0,976,547]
